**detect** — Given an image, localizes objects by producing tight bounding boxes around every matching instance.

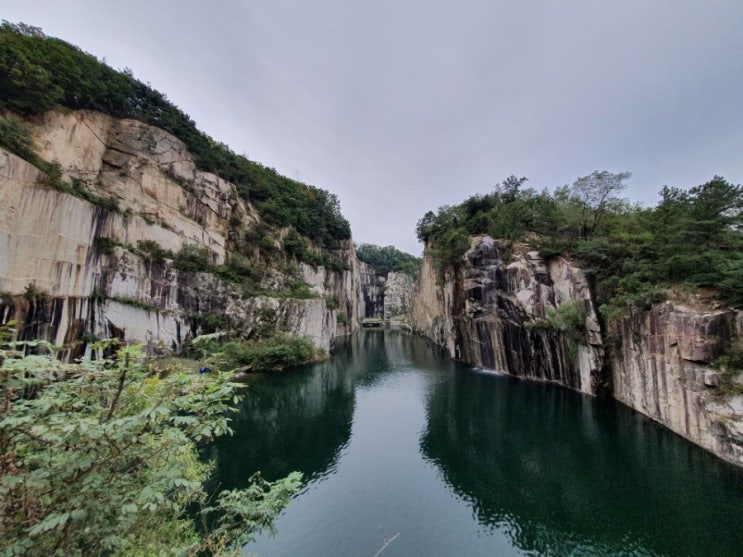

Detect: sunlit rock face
[610,303,743,467]
[0,110,357,357]
[412,235,604,395]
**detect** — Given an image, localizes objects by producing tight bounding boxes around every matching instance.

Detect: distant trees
[355,243,422,276]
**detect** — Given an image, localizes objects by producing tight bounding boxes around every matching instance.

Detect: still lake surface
[207,331,743,557]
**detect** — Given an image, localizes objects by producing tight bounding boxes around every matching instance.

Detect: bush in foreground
[0,339,301,556]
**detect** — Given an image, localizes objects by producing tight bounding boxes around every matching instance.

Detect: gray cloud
[2,0,741,254]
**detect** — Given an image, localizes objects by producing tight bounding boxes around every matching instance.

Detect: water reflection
[210,331,743,557]
[421,367,743,556]
[205,337,362,487]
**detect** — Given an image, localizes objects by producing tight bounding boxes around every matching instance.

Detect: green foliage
[429,227,472,281]
[240,279,316,301]
[110,296,158,312]
[545,300,588,339]
[0,21,350,250]
[217,335,320,373]
[571,170,630,239]
[714,342,743,375]
[0,340,301,556]
[0,114,37,161]
[324,296,340,311]
[529,300,587,339]
[283,228,310,261]
[93,236,119,256]
[22,282,44,300]
[528,300,588,359]
[417,172,743,311]
[712,341,743,397]
[135,239,173,265]
[214,253,263,286]
[287,280,316,299]
[323,254,349,273]
[173,245,212,273]
[355,243,422,275]
[185,311,225,333]
[0,24,62,114]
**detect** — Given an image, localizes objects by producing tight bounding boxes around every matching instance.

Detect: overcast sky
[3,1,742,255]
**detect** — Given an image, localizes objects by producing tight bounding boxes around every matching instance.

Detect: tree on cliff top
[571,170,630,239]
[415,173,743,311]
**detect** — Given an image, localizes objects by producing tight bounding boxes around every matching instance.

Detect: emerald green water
[207,331,743,556]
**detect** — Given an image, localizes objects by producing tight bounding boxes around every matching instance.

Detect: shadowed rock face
[412,234,743,467]
[356,261,415,322]
[356,261,386,319]
[412,236,605,395]
[0,110,357,355]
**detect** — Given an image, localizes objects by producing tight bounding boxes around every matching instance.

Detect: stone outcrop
[356,261,416,326]
[384,271,415,321]
[5,110,742,468]
[412,234,743,467]
[298,247,359,338]
[610,302,743,466]
[412,235,604,395]
[357,261,385,319]
[0,110,357,356]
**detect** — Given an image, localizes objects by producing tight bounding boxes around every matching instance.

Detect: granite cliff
[0,110,358,358]
[412,235,604,395]
[411,234,743,466]
[609,301,743,465]
[2,110,741,468]
[356,261,415,326]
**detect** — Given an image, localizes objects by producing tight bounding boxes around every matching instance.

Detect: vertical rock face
[411,233,743,467]
[412,235,605,395]
[298,240,360,339]
[384,271,415,320]
[610,303,743,466]
[356,261,386,319]
[0,110,357,355]
[355,261,416,325]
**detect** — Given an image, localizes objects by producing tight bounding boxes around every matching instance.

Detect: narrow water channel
[206,331,743,557]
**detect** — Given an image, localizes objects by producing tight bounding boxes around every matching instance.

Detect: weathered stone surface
[30,111,262,264]
[357,261,386,319]
[411,235,604,395]
[411,234,743,467]
[0,110,357,355]
[384,271,415,318]
[609,303,743,467]
[356,261,416,324]
[298,243,360,339]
